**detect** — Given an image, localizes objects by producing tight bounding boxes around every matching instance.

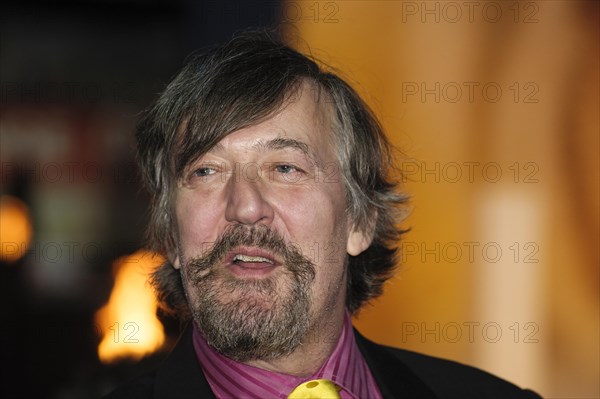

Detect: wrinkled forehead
[171,80,336,177]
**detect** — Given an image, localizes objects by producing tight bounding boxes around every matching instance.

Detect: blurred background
[1,1,597,398]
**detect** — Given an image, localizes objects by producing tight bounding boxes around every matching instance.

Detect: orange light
[95,250,166,363]
[0,195,33,263]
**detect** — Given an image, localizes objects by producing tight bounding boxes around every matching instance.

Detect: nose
[224,171,274,226]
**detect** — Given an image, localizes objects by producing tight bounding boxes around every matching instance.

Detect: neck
[245,304,347,377]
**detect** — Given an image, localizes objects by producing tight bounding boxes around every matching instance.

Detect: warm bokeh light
[0,195,33,263]
[95,250,166,363]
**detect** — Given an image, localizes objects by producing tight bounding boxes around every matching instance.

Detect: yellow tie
[287,379,342,399]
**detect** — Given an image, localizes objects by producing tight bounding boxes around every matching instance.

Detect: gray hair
[136,30,409,317]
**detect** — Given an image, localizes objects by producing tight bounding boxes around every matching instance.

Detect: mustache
[185,224,315,280]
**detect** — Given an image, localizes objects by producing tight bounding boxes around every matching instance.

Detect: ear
[346,211,377,256]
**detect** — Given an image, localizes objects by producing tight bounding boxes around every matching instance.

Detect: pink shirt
[192,311,383,399]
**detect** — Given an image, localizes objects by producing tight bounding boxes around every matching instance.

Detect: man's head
[136,30,407,360]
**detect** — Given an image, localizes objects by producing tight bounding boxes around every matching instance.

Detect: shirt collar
[192,310,381,399]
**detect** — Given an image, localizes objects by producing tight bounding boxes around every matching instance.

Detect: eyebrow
[208,136,322,166]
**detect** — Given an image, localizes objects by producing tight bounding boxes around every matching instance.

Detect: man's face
[172,84,371,361]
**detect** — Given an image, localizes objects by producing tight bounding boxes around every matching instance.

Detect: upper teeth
[233,254,274,264]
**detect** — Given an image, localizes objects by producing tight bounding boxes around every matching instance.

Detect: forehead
[210,83,336,160]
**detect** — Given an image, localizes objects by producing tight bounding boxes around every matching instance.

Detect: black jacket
[104,325,542,399]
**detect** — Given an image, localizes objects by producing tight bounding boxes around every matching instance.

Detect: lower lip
[227,262,278,277]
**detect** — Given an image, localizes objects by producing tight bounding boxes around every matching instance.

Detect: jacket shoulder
[101,325,216,399]
[102,372,155,399]
[379,342,542,398]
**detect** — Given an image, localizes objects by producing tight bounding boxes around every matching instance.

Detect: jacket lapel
[154,324,216,399]
[354,329,439,399]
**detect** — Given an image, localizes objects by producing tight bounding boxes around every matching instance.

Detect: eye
[275,164,299,174]
[194,167,216,177]
[182,161,224,187]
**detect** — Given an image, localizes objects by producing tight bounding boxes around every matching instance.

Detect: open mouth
[225,246,280,276]
[232,254,274,265]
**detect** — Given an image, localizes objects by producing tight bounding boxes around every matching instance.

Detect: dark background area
[1,1,281,397]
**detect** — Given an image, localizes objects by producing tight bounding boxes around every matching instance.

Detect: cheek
[174,191,225,255]
[276,190,342,229]
[274,186,349,265]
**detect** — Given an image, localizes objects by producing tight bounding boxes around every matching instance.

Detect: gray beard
[181,225,316,362]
